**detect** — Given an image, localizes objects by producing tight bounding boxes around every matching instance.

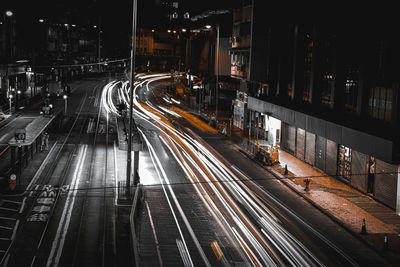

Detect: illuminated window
[344,68,359,113]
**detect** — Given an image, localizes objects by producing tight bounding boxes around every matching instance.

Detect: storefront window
[338,145,352,180]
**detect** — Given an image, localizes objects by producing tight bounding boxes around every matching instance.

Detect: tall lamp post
[63,94,68,115]
[206,24,220,122]
[215,24,220,122]
[126,0,138,194]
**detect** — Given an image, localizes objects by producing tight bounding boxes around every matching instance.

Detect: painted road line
[46,145,87,267]
[176,239,192,267]
[0,226,12,230]
[145,201,163,267]
[18,197,26,214]
[10,220,19,240]
[2,200,22,205]
[29,185,40,197]
[0,207,18,212]
[231,164,355,266]
[113,140,118,205]
[157,136,212,267]
[26,141,59,193]
[0,217,16,221]
[141,131,195,267]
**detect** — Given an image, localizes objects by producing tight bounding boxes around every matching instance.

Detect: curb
[234,145,395,264]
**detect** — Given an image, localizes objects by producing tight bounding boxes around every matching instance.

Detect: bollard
[383,233,388,250]
[361,218,367,234]
[284,164,288,175]
[304,178,310,191]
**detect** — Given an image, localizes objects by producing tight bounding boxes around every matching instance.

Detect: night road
[2,0,400,266]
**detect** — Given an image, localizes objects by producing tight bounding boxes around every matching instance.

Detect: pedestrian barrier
[130,183,143,267]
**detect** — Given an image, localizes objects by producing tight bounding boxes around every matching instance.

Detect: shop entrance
[338,145,352,181]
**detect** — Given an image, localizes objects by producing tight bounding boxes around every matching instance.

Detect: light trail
[100,72,326,266]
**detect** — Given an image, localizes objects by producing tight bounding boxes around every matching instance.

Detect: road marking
[145,201,163,267]
[0,207,18,212]
[2,200,22,205]
[176,239,192,267]
[26,141,59,193]
[19,197,26,213]
[0,217,16,221]
[46,145,87,267]
[113,140,118,205]
[231,164,355,266]
[141,132,195,267]
[11,220,19,240]
[0,226,12,230]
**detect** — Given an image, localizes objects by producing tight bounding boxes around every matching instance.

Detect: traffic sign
[9,174,16,191]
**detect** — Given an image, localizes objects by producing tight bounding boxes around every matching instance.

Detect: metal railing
[129,183,142,267]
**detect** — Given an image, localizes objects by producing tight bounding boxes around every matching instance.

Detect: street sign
[15,128,26,141]
[9,174,16,191]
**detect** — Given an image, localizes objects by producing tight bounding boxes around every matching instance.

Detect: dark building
[0,3,102,106]
[230,0,400,212]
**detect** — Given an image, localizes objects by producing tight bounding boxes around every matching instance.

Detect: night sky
[2,0,398,58]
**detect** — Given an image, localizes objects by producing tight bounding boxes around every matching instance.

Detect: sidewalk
[229,124,400,263]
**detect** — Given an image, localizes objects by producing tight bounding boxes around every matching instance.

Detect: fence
[130,183,143,267]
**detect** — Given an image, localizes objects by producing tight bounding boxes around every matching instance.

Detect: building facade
[230,0,400,212]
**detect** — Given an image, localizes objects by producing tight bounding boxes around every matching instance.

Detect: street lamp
[16,90,21,110]
[5,10,13,17]
[63,94,68,115]
[8,94,13,116]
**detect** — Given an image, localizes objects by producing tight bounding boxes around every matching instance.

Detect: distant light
[49,104,53,108]
[39,19,44,23]
[63,95,68,99]
[205,25,212,29]
[151,29,155,32]
[5,10,13,17]
[0,22,2,25]
[181,28,187,32]
[93,25,97,28]
[167,29,171,33]
[173,30,176,34]
[72,24,76,27]
[64,23,69,27]
[183,12,190,19]
[17,90,21,94]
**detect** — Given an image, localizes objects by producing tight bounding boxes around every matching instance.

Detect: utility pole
[126,0,138,195]
[215,24,220,122]
[98,19,101,72]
